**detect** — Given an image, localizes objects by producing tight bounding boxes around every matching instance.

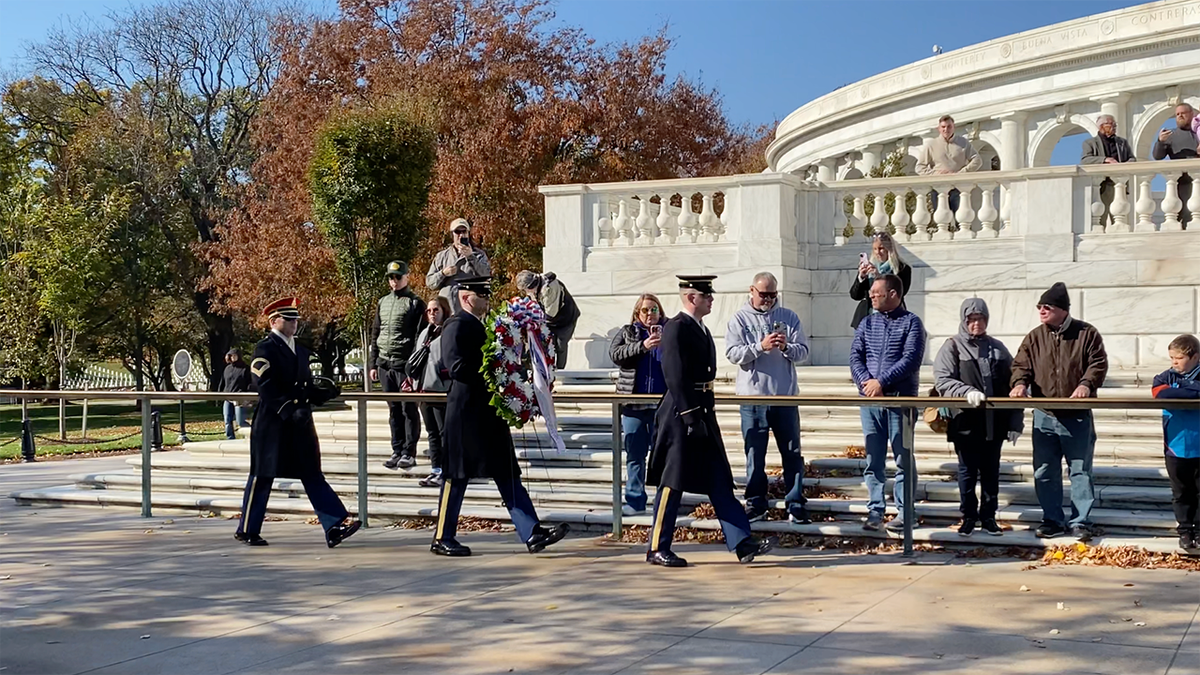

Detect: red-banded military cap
[262,297,301,321]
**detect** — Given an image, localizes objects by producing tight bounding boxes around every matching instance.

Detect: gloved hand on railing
[1007,431,1021,445]
[966,390,987,408]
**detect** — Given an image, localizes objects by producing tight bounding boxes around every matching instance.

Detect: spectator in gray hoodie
[933,298,1023,537]
[725,271,811,524]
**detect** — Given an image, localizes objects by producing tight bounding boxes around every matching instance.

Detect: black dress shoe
[736,536,776,564]
[325,519,362,548]
[234,532,269,546]
[646,550,688,567]
[526,523,570,553]
[430,538,472,557]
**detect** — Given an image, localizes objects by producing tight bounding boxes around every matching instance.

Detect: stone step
[10,484,1185,552]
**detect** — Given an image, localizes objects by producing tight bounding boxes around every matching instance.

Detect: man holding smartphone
[725,271,812,524]
[426,218,491,315]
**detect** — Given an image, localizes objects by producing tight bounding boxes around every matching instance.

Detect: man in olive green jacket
[369,261,427,469]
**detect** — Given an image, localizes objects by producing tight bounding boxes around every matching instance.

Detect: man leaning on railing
[849,274,926,534]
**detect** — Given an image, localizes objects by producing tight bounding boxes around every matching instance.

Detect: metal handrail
[6,389,1192,557]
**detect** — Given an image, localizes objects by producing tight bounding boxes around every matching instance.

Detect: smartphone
[858,252,869,265]
[650,325,663,337]
[772,321,784,335]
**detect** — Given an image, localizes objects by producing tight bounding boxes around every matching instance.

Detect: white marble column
[996,112,1028,171]
[816,158,837,183]
[1090,92,1131,134]
[858,144,883,174]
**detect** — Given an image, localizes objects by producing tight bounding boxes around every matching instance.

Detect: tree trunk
[195,289,235,392]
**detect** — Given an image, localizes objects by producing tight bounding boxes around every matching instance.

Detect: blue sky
[0,0,1148,164]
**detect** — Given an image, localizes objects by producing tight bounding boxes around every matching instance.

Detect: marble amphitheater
[14,0,1200,551]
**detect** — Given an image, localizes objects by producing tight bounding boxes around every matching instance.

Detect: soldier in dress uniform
[430,276,570,557]
[234,297,362,548]
[645,275,776,568]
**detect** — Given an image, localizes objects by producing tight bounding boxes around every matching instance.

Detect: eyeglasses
[453,228,469,235]
[638,307,660,315]
[1036,304,1053,311]
[753,289,778,299]
[871,233,892,241]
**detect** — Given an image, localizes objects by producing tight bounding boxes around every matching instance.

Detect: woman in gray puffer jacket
[608,293,667,514]
[933,297,1024,537]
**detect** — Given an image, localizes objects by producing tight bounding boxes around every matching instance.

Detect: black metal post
[902,407,916,557]
[20,418,36,463]
[178,399,189,444]
[141,396,152,517]
[611,402,622,538]
[151,410,163,452]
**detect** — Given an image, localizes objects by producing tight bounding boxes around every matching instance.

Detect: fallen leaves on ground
[1035,544,1200,571]
[843,445,866,459]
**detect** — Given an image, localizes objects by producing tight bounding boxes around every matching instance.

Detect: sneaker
[980,519,1003,536]
[418,472,444,488]
[1035,522,1066,539]
[787,504,812,525]
[745,504,768,523]
[957,520,975,537]
[885,517,907,533]
[621,504,646,517]
[863,512,883,531]
[398,454,417,469]
[1180,533,1194,550]
[1071,524,1095,542]
[383,454,403,470]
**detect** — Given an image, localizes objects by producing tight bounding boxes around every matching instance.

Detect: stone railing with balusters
[1081,159,1200,233]
[580,176,738,247]
[825,173,1011,245]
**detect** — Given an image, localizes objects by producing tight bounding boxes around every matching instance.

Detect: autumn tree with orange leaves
[203,0,768,365]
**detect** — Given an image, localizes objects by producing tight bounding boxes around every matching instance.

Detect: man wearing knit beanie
[1010,282,1108,541]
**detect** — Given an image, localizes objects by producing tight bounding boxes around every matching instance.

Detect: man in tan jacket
[916,115,982,215]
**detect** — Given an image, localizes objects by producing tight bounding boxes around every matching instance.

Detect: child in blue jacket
[1152,334,1200,551]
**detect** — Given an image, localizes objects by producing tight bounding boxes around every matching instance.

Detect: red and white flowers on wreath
[481,296,556,427]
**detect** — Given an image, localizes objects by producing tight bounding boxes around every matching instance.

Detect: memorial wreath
[481,296,558,428]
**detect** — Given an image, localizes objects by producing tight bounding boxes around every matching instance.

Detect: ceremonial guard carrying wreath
[646,275,776,567]
[234,297,361,548]
[430,277,570,557]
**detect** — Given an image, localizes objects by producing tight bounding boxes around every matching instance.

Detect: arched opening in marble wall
[1030,117,1096,167]
[976,141,1000,171]
[1131,100,1198,161]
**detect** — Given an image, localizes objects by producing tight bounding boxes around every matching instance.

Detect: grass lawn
[0,400,232,461]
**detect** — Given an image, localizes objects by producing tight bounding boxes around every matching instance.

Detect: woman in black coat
[608,293,667,514]
[849,232,912,329]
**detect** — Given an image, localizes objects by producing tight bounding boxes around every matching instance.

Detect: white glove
[1007,431,1021,444]
[965,390,987,408]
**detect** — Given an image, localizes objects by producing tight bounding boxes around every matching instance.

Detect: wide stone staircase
[10,367,1186,552]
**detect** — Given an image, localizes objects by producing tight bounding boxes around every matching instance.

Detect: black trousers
[421,402,445,470]
[953,435,1003,522]
[648,484,751,554]
[380,366,421,457]
[1165,455,1200,534]
[236,473,348,537]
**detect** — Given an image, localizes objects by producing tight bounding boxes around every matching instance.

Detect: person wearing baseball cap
[425,218,491,315]
[368,260,427,471]
[234,296,361,549]
[220,347,252,439]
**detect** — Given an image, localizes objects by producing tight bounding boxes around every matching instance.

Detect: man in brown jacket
[1010,282,1108,540]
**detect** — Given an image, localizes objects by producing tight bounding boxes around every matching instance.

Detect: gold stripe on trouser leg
[239,476,257,532]
[650,486,671,552]
[436,478,453,540]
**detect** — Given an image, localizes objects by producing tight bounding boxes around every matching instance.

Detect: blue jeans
[224,401,248,439]
[740,405,805,511]
[622,407,656,511]
[1032,410,1096,528]
[860,406,916,517]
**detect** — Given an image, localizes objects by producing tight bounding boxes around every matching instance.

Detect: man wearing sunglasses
[1010,282,1108,541]
[726,272,811,525]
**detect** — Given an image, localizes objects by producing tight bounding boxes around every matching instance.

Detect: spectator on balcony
[1152,103,1199,226]
[849,232,911,330]
[726,271,811,525]
[933,298,1023,537]
[849,274,926,534]
[220,348,252,440]
[1081,114,1135,227]
[1010,282,1108,541]
[916,115,981,215]
[1151,334,1200,552]
[426,218,491,315]
[608,293,668,515]
[516,269,580,370]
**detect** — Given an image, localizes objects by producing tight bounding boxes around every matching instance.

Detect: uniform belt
[693,381,714,392]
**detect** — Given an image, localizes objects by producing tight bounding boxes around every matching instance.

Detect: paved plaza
[0,458,1196,675]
